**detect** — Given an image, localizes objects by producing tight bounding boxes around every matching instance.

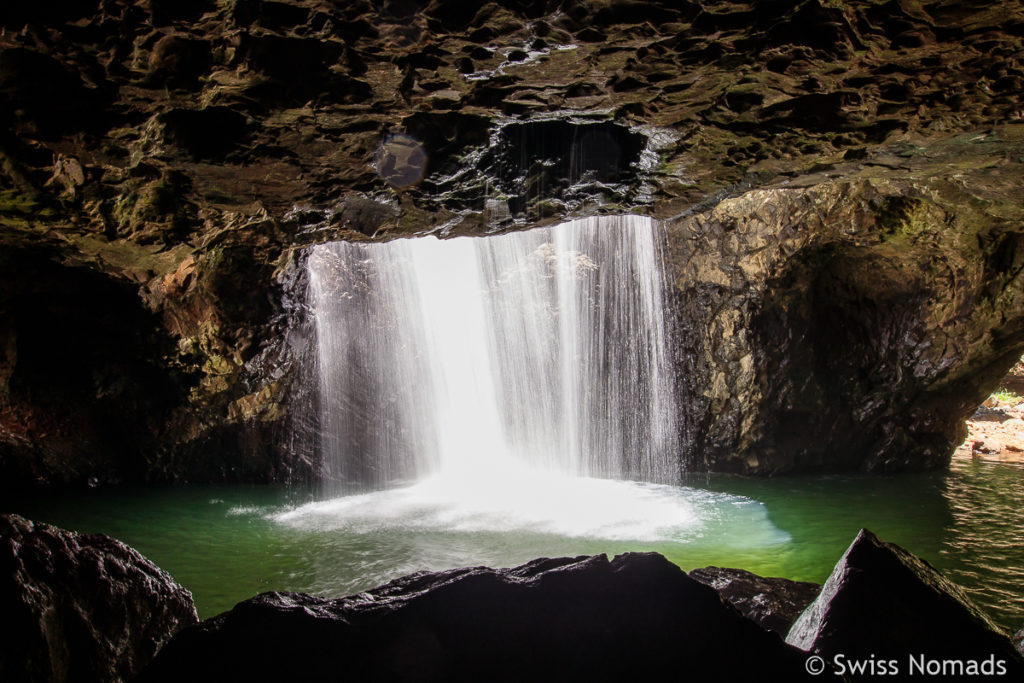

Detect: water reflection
[938,458,1024,631]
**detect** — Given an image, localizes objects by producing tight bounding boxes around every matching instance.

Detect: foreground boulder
[0,514,197,683]
[787,528,1024,679]
[689,566,820,637]
[141,552,811,682]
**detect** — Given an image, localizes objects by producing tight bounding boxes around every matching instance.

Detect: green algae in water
[8,457,1024,632]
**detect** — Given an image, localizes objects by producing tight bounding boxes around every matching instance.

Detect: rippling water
[938,457,1024,627]
[8,456,1023,632]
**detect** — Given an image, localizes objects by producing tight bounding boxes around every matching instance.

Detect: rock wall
[1,1,1023,485]
[665,140,1024,472]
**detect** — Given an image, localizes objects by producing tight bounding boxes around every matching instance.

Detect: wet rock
[689,566,820,637]
[786,529,1024,677]
[484,119,648,220]
[0,513,197,683]
[140,552,810,682]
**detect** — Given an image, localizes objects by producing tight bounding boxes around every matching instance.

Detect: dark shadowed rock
[786,528,1024,678]
[147,35,213,90]
[689,566,820,636]
[0,47,107,137]
[159,107,249,161]
[141,552,812,682]
[0,249,187,489]
[0,513,197,683]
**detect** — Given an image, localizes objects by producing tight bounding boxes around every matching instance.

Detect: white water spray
[307,215,679,496]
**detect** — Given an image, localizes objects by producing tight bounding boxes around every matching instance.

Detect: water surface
[9,456,1022,632]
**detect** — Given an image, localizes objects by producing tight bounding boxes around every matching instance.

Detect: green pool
[7,456,1023,633]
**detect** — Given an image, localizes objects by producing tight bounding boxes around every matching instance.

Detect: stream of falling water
[278,216,754,542]
[310,215,677,487]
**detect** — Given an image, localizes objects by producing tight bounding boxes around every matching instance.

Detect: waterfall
[307,215,679,496]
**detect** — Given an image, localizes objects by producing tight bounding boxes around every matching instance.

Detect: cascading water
[276,214,786,573]
[307,215,679,496]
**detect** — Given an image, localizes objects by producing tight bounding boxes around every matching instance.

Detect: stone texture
[664,154,1024,473]
[0,513,198,683]
[786,528,1024,676]
[689,565,820,636]
[139,552,811,682]
[0,1,1023,484]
